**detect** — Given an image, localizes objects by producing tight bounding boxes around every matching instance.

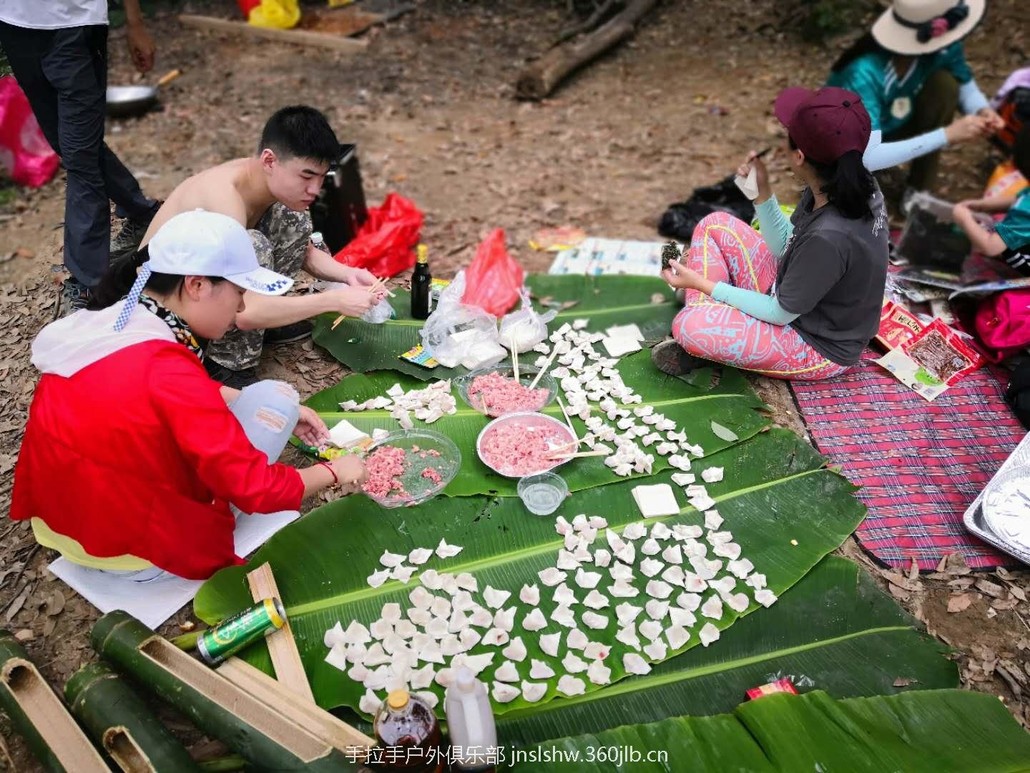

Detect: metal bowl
[476,411,576,479]
[362,429,462,509]
[455,365,558,417]
[106,86,158,118]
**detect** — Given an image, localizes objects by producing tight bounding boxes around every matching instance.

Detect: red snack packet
[746,677,798,701]
[901,318,985,387]
[875,301,925,351]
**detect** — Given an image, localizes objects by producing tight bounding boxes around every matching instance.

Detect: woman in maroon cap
[654,87,889,381]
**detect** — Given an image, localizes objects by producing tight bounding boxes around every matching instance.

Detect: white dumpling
[622,522,648,540]
[494,660,519,683]
[727,558,755,579]
[519,583,540,605]
[661,565,685,586]
[642,639,668,660]
[616,624,641,651]
[699,622,721,647]
[408,547,434,565]
[640,558,664,578]
[725,592,750,613]
[645,600,670,621]
[593,549,612,568]
[587,660,612,686]
[616,602,643,625]
[754,588,778,607]
[539,632,562,657]
[359,689,382,715]
[622,653,651,675]
[700,595,724,620]
[581,612,609,630]
[665,625,690,650]
[502,636,528,662]
[582,589,610,610]
[538,567,567,587]
[557,675,587,697]
[566,628,589,651]
[638,619,663,642]
[482,586,511,609]
[436,539,464,559]
[550,604,577,628]
[380,550,406,568]
[367,569,391,588]
[661,545,683,565]
[522,608,547,631]
[522,681,548,703]
[609,581,639,598]
[529,659,555,680]
[575,568,602,590]
[491,682,520,704]
[562,652,588,674]
[668,607,696,628]
[645,579,673,599]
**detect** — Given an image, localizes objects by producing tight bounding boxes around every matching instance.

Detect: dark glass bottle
[371,689,444,772]
[411,244,432,320]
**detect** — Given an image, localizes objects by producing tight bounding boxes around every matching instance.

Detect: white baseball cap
[114,210,293,332]
[149,210,293,295]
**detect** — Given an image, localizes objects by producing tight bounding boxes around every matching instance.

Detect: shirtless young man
[140,105,381,387]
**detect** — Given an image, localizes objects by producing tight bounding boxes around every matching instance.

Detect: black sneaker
[263,320,313,345]
[651,339,707,376]
[111,201,162,257]
[55,278,90,319]
[204,360,259,389]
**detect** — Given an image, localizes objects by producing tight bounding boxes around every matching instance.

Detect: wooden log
[218,657,373,759]
[65,662,201,773]
[246,562,316,703]
[91,611,358,772]
[515,0,658,101]
[178,14,368,53]
[0,630,108,773]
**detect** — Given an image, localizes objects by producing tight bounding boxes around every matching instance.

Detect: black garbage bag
[658,175,756,241]
[1005,359,1030,430]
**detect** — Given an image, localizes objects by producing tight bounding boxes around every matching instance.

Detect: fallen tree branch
[516,0,658,101]
[552,0,623,49]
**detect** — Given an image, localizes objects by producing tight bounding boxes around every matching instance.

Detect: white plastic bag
[420,271,506,370]
[498,288,558,353]
[314,280,395,324]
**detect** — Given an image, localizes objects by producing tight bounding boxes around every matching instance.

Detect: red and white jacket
[10,304,304,579]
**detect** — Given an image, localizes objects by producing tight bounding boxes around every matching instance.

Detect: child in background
[952,126,1030,275]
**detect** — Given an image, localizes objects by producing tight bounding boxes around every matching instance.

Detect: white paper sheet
[48,510,300,629]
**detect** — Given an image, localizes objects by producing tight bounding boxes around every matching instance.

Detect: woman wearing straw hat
[827,0,1004,193]
[10,210,367,580]
[653,87,889,381]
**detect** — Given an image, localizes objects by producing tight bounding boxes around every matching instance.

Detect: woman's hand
[661,263,715,296]
[293,406,329,447]
[977,107,1006,134]
[332,455,367,492]
[945,114,993,144]
[737,150,771,203]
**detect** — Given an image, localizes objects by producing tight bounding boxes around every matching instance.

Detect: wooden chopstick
[529,345,560,389]
[546,449,609,460]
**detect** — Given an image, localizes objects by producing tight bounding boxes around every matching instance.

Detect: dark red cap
[773,86,872,165]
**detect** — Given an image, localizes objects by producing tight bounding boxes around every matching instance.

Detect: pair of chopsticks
[331,277,396,331]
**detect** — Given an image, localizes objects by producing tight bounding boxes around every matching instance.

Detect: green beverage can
[197,597,286,665]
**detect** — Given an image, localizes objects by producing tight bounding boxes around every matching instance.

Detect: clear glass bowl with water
[517,472,569,516]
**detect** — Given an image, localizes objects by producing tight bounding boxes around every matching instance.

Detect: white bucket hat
[114,210,293,331]
[871,0,986,56]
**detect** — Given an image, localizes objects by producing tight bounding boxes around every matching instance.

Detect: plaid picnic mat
[790,356,1024,570]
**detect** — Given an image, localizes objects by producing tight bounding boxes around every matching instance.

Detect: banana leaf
[312,275,677,381]
[514,689,1030,772]
[495,555,957,747]
[303,349,768,497]
[196,429,868,719]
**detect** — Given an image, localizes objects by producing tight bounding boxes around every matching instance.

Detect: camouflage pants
[206,203,311,371]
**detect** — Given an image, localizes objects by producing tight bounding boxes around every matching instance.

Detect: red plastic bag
[237,0,261,18]
[334,193,423,278]
[462,229,524,316]
[0,77,59,188]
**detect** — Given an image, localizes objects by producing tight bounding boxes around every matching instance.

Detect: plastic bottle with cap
[444,667,497,772]
[372,688,444,771]
[310,231,331,255]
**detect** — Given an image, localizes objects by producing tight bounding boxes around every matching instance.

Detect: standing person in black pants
[0,0,162,315]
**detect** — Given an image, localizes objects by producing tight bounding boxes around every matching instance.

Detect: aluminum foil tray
[963,431,1030,566]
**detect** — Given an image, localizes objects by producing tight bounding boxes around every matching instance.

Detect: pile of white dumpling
[338,381,457,428]
[324,502,777,716]
[533,322,703,477]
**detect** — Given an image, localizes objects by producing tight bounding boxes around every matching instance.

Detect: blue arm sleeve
[863,128,948,171]
[958,78,990,115]
[711,282,799,326]
[755,196,793,258]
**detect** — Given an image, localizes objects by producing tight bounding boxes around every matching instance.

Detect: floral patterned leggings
[672,213,849,381]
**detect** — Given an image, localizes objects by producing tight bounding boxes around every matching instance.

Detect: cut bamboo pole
[246,562,315,703]
[0,630,108,773]
[91,611,354,772]
[178,15,368,53]
[65,662,200,773]
[218,657,372,759]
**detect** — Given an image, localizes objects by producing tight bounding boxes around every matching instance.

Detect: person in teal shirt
[826,0,1004,193]
[953,126,1030,275]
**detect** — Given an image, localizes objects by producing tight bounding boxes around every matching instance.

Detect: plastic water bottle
[444,667,497,772]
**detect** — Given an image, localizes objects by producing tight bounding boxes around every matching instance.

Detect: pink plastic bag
[334,193,424,278]
[462,229,524,316]
[0,77,59,188]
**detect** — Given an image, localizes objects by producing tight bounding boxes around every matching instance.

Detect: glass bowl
[455,364,558,418]
[362,429,462,508]
[476,412,576,479]
[517,472,569,516]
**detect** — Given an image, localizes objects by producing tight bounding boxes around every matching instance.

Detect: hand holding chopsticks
[330,276,395,330]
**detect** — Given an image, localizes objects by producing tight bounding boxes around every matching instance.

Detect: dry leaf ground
[2,0,1029,767]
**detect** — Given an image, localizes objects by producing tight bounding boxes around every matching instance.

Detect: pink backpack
[975,289,1030,359]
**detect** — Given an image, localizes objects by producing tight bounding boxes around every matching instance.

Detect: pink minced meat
[479,420,571,477]
[421,467,443,484]
[363,445,408,499]
[468,372,548,417]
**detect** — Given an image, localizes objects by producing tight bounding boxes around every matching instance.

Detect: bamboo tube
[218,657,373,759]
[65,662,200,773]
[91,611,358,772]
[0,630,108,773]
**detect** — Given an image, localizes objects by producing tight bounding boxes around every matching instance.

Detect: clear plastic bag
[421,272,506,370]
[498,288,558,353]
[361,297,396,324]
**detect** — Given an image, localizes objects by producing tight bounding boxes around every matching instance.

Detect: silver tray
[962,431,1030,566]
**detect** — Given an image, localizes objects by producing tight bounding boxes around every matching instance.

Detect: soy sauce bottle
[372,689,445,772]
[411,244,432,320]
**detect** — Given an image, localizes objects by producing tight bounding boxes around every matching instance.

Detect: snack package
[875,301,925,351]
[876,319,985,401]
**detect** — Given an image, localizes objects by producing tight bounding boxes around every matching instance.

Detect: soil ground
[2,0,1030,768]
